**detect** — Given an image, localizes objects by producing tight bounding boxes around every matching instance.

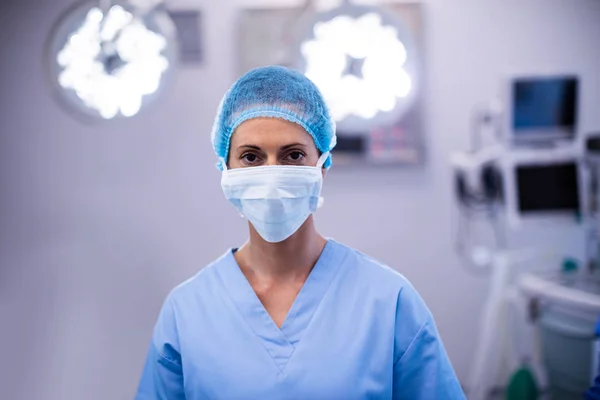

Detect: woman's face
[228,118,321,169]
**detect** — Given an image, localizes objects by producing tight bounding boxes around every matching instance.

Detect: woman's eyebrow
[280,143,308,150]
[237,144,262,151]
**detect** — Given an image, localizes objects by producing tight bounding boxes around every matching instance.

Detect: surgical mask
[221,152,328,243]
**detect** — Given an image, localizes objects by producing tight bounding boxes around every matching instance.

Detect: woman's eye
[288,151,304,161]
[242,153,259,163]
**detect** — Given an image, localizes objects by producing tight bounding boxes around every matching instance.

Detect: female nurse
[135,65,465,399]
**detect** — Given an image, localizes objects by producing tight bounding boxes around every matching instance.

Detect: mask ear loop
[220,157,243,217]
[316,152,330,168]
[317,197,325,209]
[316,152,329,209]
[219,157,228,171]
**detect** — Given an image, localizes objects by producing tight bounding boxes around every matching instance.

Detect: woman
[135,66,464,399]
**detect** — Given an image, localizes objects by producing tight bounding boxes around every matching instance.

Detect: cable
[455,150,505,275]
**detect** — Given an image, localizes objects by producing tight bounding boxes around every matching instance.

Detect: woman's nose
[266,154,279,166]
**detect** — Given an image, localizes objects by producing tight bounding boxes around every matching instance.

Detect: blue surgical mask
[221,153,328,243]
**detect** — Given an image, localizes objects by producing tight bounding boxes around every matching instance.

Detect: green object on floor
[505,366,539,400]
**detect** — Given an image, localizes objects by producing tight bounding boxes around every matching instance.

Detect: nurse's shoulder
[341,243,410,284]
[335,240,434,334]
[338,241,425,295]
[151,251,233,349]
[336,243,464,398]
[167,251,230,304]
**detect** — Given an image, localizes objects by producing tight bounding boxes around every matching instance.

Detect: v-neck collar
[216,239,344,373]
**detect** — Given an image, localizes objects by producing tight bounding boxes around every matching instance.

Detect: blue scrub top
[136,240,464,399]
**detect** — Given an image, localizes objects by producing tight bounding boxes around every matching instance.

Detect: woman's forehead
[231,118,315,148]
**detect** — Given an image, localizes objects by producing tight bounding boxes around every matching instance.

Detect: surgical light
[47,1,177,120]
[296,3,418,133]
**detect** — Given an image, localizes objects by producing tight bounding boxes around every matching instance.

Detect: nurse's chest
[179,299,395,399]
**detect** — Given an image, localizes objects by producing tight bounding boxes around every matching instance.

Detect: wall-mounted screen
[515,162,580,214]
[511,75,578,143]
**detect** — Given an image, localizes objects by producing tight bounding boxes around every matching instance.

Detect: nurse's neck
[237,216,327,282]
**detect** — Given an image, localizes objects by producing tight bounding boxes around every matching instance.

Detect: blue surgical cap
[211,65,337,170]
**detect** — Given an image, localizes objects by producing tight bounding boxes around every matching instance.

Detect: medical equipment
[453,78,583,272]
[461,149,594,399]
[506,75,579,145]
[586,134,600,158]
[452,102,505,270]
[585,133,600,273]
[295,1,418,134]
[518,265,600,399]
[516,163,579,213]
[502,146,583,227]
[508,139,600,399]
[46,0,177,120]
[452,72,596,399]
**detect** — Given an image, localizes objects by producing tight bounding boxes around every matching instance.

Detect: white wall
[0,0,599,399]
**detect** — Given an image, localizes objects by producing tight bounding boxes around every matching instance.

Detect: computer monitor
[502,147,583,226]
[515,162,580,214]
[508,75,578,144]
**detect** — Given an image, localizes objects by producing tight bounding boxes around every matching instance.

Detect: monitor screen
[516,162,580,213]
[512,76,578,136]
